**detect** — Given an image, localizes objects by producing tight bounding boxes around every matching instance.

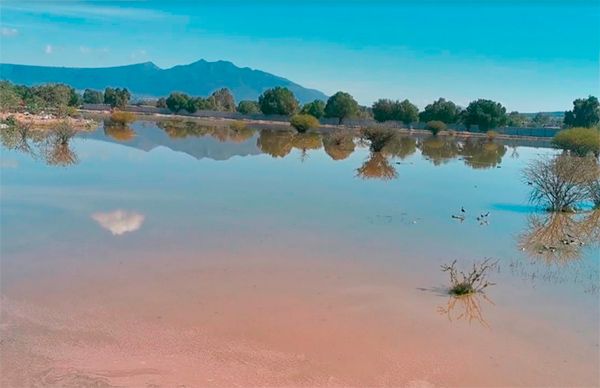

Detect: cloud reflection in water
[91,210,145,236]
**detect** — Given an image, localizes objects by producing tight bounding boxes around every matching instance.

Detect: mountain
[0,60,328,103]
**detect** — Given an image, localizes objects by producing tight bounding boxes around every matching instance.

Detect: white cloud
[91,210,145,236]
[79,46,109,55]
[1,27,18,37]
[79,45,91,54]
[44,44,53,54]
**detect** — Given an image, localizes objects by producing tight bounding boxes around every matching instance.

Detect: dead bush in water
[523,154,599,212]
[441,259,498,296]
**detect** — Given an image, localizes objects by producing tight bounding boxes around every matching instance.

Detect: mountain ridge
[0,60,328,103]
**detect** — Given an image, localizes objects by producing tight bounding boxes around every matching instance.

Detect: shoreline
[1,109,556,143]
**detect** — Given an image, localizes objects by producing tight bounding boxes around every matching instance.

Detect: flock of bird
[451,207,490,225]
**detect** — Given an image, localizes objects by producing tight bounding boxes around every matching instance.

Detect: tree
[193,97,215,111]
[507,111,528,127]
[83,89,104,104]
[324,91,359,125]
[462,99,507,131]
[532,112,550,127]
[104,87,130,109]
[372,99,419,124]
[258,87,299,115]
[0,81,22,111]
[210,88,236,112]
[32,84,79,109]
[237,100,260,114]
[419,98,461,123]
[300,100,325,119]
[564,96,600,128]
[166,92,191,113]
[553,127,600,157]
[396,99,419,125]
[156,97,167,108]
[372,99,396,122]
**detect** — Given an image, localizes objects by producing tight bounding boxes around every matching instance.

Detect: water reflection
[257,129,294,158]
[0,123,79,167]
[437,293,495,328]
[519,210,600,264]
[356,152,397,180]
[322,131,355,161]
[382,135,417,160]
[104,121,136,142]
[91,210,145,236]
[461,139,507,169]
[420,136,461,165]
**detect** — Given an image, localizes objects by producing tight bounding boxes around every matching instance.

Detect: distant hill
[0,60,328,104]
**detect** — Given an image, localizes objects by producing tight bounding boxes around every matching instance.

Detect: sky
[0,0,598,112]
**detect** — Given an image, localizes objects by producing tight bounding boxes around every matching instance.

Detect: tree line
[1,80,598,130]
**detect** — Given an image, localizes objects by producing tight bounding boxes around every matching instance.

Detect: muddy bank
[0,112,96,131]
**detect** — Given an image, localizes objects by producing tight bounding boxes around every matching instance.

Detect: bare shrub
[360,127,396,152]
[441,259,497,295]
[523,154,599,212]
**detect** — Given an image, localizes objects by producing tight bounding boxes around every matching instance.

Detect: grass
[441,259,497,296]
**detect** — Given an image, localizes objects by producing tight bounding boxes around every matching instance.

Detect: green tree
[462,99,507,131]
[156,97,167,108]
[237,100,260,114]
[564,96,600,128]
[372,99,396,122]
[83,89,104,104]
[419,98,461,123]
[166,92,192,113]
[300,100,326,119]
[210,88,236,112]
[507,111,528,127]
[193,97,215,111]
[32,84,79,109]
[258,87,299,115]
[396,99,419,125]
[532,112,550,126]
[324,91,359,125]
[0,81,22,111]
[104,87,130,109]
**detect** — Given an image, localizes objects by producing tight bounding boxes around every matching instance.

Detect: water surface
[1,120,598,386]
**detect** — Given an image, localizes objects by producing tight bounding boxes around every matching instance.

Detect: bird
[461,206,466,213]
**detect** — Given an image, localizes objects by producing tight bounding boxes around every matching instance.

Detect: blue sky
[0,0,598,111]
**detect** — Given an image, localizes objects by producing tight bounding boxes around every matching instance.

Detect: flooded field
[1,120,598,387]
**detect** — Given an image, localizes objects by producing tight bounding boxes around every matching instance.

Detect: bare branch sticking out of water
[441,259,498,296]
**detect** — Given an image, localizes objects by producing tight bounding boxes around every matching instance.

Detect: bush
[441,259,497,296]
[110,110,136,125]
[425,120,446,136]
[360,127,395,152]
[486,130,498,141]
[552,127,600,156]
[290,114,319,132]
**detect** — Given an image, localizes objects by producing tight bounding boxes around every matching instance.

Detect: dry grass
[441,259,498,295]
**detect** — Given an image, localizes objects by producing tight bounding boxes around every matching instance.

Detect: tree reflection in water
[1,121,79,167]
[356,152,397,180]
[292,132,322,161]
[322,130,355,161]
[104,121,136,142]
[420,136,461,165]
[519,210,600,264]
[382,135,417,160]
[461,138,507,169]
[437,293,495,328]
[257,129,295,158]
